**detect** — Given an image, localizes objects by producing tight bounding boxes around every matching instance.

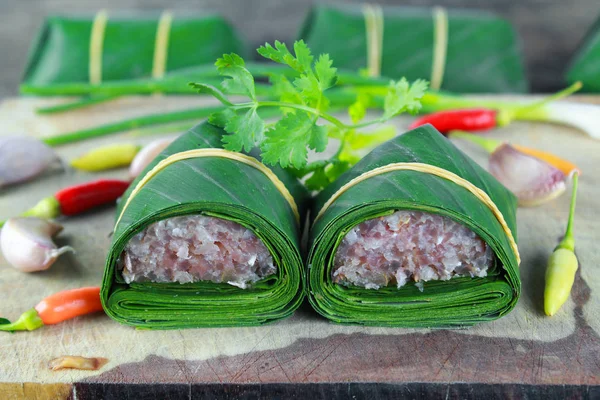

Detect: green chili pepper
[70,143,140,171]
[544,172,579,316]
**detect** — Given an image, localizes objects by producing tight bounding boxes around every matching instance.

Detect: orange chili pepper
[0,287,103,332]
[513,145,580,176]
[449,131,581,176]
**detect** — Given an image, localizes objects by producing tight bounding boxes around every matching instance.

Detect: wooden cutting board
[0,96,599,399]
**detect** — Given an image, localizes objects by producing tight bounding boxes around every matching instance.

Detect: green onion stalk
[34,65,597,146]
[41,106,284,147]
[36,94,121,114]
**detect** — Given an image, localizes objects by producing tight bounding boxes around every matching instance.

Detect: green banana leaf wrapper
[298,4,528,93]
[101,122,309,329]
[307,125,520,327]
[566,15,600,92]
[22,13,245,88]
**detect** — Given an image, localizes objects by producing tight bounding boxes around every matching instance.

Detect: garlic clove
[489,144,567,207]
[0,217,74,272]
[128,138,174,179]
[0,136,60,188]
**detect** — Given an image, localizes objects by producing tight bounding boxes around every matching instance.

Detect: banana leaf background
[101,122,309,329]
[307,125,520,327]
[566,15,600,92]
[298,4,528,93]
[22,13,245,87]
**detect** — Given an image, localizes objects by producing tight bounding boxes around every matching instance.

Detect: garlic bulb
[0,217,74,272]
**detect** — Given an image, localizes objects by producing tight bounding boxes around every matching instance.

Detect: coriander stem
[236,100,383,131]
[349,118,384,129]
[251,101,347,128]
[448,131,503,153]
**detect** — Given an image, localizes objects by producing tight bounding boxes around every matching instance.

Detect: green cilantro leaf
[305,166,329,190]
[270,75,303,105]
[208,108,236,128]
[285,159,327,180]
[293,40,314,72]
[191,40,426,176]
[348,92,372,124]
[304,160,351,191]
[215,53,256,100]
[256,41,290,64]
[293,75,321,106]
[348,99,366,124]
[222,108,264,152]
[383,78,429,119]
[258,41,303,73]
[314,54,337,90]
[308,124,328,152]
[337,146,361,164]
[260,41,336,111]
[324,160,351,182]
[220,78,247,95]
[345,126,397,150]
[189,83,233,106]
[325,126,344,140]
[261,113,327,169]
[269,74,304,115]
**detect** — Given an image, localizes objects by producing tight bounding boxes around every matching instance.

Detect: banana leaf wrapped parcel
[298,4,528,93]
[101,122,309,329]
[307,125,521,327]
[22,13,245,88]
[566,16,600,92]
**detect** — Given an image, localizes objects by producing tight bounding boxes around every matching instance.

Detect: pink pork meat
[333,210,493,290]
[119,215,276,289]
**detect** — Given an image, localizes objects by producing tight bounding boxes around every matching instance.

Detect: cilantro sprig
[191,40,428,190]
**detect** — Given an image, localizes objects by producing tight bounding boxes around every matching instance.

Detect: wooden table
[0,96,599,399]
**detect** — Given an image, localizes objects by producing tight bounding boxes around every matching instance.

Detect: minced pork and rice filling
[332,210,493,290]
[119,215,276,288]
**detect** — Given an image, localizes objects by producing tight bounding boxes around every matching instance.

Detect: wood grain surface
[0,96,599,399]
[1,0,600,95]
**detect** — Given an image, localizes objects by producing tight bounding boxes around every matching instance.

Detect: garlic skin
[129,138,173,178]
[0,136,59,188]
[489,144,566,207]
[48,356,108,371]
[0,217,74,272]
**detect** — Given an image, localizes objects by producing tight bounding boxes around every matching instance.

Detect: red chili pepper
[54,179,130,216]
[411,83,584,135]
[409,108,498,133]
[0,287,103,332]
[0,179,131,227]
